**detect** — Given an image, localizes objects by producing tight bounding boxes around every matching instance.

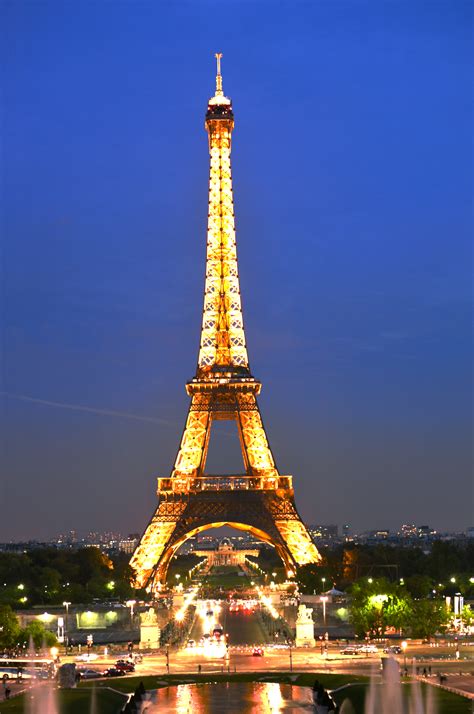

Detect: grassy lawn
[0,687,127,714]
[331,682,471,714]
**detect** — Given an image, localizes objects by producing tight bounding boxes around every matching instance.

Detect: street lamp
[320,596,329,626]
[401,640,408,671]
[63,602,71,651]
[126,599,136,627]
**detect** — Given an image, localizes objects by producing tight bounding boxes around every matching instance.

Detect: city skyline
[1,2,472,541]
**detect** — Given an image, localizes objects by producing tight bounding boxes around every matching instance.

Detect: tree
[19,621,57,649]
[0,605,21,649]
[409,600,450,640]
[349,578,413,637]
[404,575,434,599]
[460,604,474,628]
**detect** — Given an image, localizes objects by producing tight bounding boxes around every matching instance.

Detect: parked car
[76,668,101,680]
[186,639,196,648]
[102,667,126,678]
[115,660,135,672]
[252,647,264,657]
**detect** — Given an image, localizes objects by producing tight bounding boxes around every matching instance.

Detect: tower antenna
[215,52,223,95]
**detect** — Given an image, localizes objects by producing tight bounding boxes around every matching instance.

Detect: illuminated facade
[194,538,259,568]
[131,55,320,588]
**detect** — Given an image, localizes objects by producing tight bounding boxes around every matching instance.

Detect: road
[224,605,267,646]
[188,600,267,648]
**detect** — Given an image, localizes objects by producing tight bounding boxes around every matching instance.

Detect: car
[359,644,379,654]
[383,645,402,654]
[206,610,214,617]
[76,668,102,680]
[186,639,196,648]
[252,647,264,657]
[102,667,126,677]
[115,660,135,672]
[340,646,360,655]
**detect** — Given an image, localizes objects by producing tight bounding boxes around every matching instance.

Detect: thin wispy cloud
[0,392,173,427]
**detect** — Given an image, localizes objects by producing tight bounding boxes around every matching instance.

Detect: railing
[157,474,293,494]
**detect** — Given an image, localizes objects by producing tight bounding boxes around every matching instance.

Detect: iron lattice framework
[131,55,320,588]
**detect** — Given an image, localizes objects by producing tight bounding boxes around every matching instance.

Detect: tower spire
[215,52,223,96]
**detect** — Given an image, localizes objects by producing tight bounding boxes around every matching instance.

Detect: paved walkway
[418,674,474,699]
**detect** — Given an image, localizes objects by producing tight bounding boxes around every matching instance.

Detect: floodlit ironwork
[131,55,321,588]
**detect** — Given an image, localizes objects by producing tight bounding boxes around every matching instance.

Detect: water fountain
[24,637,59,714]
[338,658,437,714]
[89,684,98,714]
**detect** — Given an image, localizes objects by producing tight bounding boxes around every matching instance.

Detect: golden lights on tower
[130,55,320,589]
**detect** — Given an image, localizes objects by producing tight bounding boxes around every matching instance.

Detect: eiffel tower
[131,55,320,589]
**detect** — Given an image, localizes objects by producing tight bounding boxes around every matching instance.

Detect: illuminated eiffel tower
[131,55,320,589]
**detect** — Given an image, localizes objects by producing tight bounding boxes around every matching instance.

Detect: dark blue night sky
[1,1,472,540]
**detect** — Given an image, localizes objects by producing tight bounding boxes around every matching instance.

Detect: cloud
[0,392,173,427]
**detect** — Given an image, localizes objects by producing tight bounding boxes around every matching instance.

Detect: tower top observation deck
[206,52,233,121]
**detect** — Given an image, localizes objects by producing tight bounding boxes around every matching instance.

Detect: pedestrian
[5,686,11,700]
[428,666,431,676]
[198,664,202,674]
[422,668,427,677]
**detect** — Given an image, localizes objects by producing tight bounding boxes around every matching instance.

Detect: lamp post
[63,601,71,653]
[126,599,136,628]
[401,640,407,671]
[320,596,328,626]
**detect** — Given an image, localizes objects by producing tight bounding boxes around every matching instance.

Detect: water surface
[146,682,315,713]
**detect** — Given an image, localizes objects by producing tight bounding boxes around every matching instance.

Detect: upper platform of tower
[206,52,234,122]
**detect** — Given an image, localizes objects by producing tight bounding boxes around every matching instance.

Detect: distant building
[119,537,139,554]
[308,525,338,541]
[400,524,417,538]
[194,538,259,567]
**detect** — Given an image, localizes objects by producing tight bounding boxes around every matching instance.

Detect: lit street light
[126,599,136,627]
[401,640,408,671]
[63,601,71,651]
[320,596,329,626]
